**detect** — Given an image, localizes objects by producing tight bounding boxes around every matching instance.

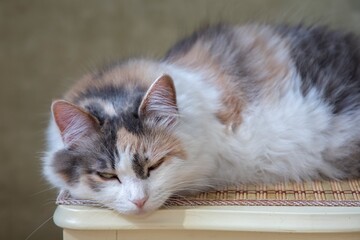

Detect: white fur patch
[81,98,118,117]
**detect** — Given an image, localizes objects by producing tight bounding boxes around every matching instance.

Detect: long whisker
[30,186,58,197]
[25,216,53,240]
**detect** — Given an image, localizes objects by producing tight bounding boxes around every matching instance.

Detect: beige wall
[1,0,359,239]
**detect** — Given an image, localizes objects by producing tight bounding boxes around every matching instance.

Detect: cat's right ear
[139,74,178,128]
[51,100,99,146]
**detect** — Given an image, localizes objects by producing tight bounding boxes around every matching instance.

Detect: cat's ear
[139,74,178,127]
[51,100,99,145]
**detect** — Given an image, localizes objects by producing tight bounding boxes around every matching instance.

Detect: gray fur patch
[87,177,103,192]
[52,135,118,186]
[77,85,147,135]
[132,153,149,179]
[53,150,82,185]
[277,25,360,114]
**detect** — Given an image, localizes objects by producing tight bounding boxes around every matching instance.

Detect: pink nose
[131,197,148,209]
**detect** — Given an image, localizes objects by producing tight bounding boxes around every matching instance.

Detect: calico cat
[43,24,360,215]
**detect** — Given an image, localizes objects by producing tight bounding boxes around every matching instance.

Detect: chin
[112,207,151,216]
[108,204,151,216]
[116,204,164,216]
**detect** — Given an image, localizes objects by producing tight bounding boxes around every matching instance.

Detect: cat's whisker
[25,215,53,240]
[30,186,58,197]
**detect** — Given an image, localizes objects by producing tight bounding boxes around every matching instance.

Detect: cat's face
[48,75,189,214]
[53,124,187,214]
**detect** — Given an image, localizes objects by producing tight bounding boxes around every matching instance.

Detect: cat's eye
[148,157,166,172]
[97,172,119,181]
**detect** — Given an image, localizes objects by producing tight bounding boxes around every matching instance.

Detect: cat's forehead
[78,86,145,119]
[116,127,176,155]
[116,126,187,179]
[77,89,145,136]
[116,127,144,152]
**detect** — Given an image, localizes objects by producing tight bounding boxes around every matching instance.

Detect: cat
[43,23,360,215]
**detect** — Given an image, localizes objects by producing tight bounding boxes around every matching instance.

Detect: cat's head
[44,75,191,214]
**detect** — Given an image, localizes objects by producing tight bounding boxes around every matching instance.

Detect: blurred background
[1,0,359,239]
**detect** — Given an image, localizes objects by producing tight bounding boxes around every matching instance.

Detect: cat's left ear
[139,74,178,127]
[51,100,99,146]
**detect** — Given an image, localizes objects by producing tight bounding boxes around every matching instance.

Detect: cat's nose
[130,196,149,209]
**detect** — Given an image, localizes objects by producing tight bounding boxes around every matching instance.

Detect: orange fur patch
[116,127,187,166]
[117,128,141,152]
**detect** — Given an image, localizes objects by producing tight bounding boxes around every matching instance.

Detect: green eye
[97,172,118,180]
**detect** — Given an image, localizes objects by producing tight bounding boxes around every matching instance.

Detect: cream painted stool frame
[55,205,360,240]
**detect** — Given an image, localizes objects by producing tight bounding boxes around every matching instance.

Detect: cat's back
[165,23,360,113]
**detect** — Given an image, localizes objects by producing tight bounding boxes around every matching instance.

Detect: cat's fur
[43,24,360,214]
